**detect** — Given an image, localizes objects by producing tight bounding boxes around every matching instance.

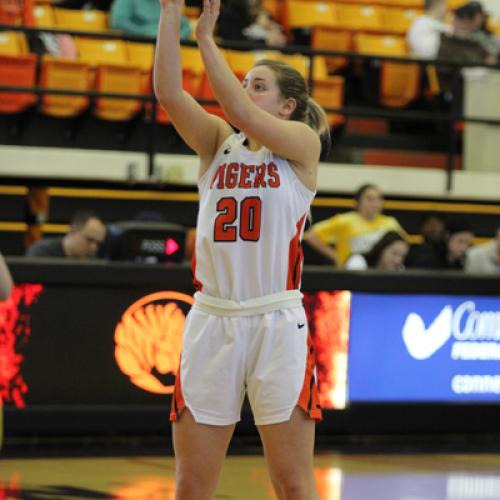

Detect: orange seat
[380,61,420,107]
[448,0,466,9]
[126,41,155,93]
[183,5,200,19]
[380,0,424,7]
[261,0,282,21]
[336,4,384,32]
[355,33,407,56]
[94,63,143,121]
[425,64,440,97]
[33,4,55,27]
[312,27,352,73]
[355,34,418,108]
[54,8,108,32]
[76,38,127,67]
[0,53,37,113]
[381,7,422,35]
[342,0,425,6]
[312,75,345,127]
[226,50,265,80]
[287,1,338,30]
[126,41,155,73]
[197,71,226,119]
[180,45,206,90]
[0,31,29,55]
[40,56,90,117]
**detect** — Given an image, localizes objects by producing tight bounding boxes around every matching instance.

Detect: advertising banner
[348,293,500,402]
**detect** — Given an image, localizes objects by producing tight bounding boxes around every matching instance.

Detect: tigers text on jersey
[193,133,315,301]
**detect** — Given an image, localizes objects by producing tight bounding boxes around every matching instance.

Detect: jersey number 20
[214,197,262,242]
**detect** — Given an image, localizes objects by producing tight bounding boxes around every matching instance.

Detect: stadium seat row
[0,49,346,124]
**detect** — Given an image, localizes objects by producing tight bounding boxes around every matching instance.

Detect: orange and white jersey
[193,133,315,301]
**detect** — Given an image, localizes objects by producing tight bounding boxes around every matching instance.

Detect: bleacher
[1,0,500,256]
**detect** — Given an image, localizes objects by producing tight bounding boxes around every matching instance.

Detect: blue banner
[348,293,500,402]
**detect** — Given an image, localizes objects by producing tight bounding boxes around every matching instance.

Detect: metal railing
[1,23,500,191]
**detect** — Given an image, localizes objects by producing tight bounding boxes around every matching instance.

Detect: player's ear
[280,97,297,119]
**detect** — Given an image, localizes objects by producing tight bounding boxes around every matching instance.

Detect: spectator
[406,217,474,270]
[217,0,286,47]
[475,7,500,57]
[407,0,452,59]
[465,226,500,273]
[419,212,446,244]
[345,231,409,271]
[0,253,13,301]
[26,210,106,259]
[438,1,498,64]
[453,1,499,58]
[304,184,406,267]
[110,0,192,39]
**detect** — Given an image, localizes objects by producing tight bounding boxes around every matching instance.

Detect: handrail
[1,23,500,191]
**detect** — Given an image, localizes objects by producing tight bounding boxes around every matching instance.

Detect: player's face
[243,66,293,119]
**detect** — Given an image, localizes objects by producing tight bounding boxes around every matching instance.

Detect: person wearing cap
[452,1,499,59]
[465,226,500,274]
[465,1,500,57]
[407,0,452,59]
[406,217,474,270]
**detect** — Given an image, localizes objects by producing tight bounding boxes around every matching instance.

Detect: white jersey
[192,133,315,301]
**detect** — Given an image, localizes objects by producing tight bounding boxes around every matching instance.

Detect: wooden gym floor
[1,453,500,499]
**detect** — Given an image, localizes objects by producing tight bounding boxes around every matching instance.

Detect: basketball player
[154,0,330,497]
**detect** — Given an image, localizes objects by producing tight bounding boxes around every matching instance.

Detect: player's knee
[272,470,314,499]
[175,477,209,500]
[280,481,312,499]
[175,471,213,499]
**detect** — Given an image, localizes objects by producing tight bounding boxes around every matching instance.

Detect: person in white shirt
[407,0,452,58]
[465,227,500,274]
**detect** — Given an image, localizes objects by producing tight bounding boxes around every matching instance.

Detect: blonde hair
[253,59,331,157]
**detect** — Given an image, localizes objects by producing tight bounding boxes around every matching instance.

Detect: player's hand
[195,0,220,40]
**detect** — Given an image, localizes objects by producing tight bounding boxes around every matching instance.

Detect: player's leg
[173,408,235,500]
[248,307,321,499]
[257,407,318,500]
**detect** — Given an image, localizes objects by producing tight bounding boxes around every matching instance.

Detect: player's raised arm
[195,0,325,173]
[153,0,232,167]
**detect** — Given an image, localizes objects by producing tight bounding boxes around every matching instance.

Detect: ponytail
[305,97,331,160]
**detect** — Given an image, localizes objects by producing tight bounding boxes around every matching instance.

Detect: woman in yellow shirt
[304,183,406,267]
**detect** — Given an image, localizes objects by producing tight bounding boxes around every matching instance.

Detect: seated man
[26,210,106,259]
[436,2,498,96]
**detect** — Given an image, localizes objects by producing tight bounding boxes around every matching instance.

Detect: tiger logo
[114,292,193,394]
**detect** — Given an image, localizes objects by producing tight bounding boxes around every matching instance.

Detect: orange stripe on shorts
[297,334,323,421]
[170,361,186,422]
